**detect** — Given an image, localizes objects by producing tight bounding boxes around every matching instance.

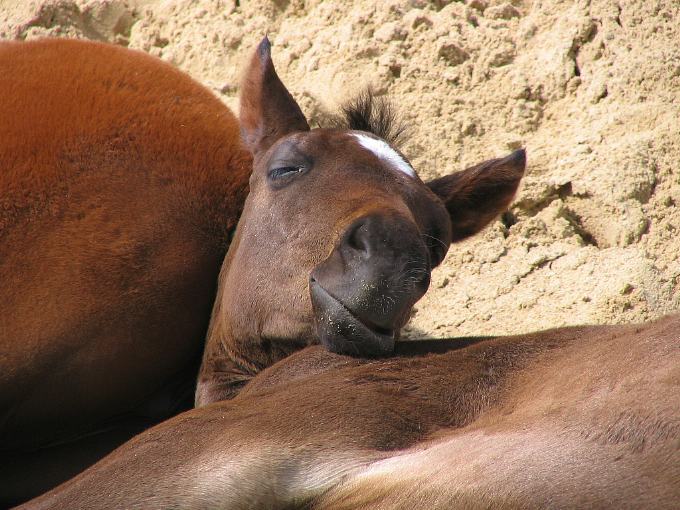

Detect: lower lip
[309,279,395,357]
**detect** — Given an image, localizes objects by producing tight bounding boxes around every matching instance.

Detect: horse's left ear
[239,36,310,159]
[427,149,526,242]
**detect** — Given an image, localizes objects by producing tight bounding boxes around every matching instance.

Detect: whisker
[423,233,448,251]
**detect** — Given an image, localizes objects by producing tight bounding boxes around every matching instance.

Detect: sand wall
[2,0,678,337]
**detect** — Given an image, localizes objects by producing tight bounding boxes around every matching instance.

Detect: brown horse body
[0,38,250,503]
[23,315,680,509]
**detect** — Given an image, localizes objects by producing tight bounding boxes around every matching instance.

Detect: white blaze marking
[352,133,416,178]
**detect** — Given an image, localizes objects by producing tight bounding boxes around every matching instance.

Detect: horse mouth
[309,278,396,357]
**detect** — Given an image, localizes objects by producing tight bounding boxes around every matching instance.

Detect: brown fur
[21,315,680,509]
[0,38,251,504]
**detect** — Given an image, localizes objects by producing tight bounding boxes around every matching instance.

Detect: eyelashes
[268,166,307,181]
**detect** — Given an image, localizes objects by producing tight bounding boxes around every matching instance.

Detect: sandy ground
[2,0,679,338]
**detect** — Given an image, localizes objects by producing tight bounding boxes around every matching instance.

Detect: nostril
[345,222,371,256]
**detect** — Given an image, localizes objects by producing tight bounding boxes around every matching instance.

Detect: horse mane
[329,90,407,147]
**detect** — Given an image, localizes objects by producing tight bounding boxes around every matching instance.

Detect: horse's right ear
[239,36,310,159]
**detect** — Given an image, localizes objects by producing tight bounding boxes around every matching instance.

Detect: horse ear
[426,149,526,242]
[239,36,310,159]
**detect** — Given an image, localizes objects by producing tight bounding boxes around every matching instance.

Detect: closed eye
[269,166,305,179]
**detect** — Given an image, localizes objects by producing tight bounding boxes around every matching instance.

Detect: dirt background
[2,0,679,338]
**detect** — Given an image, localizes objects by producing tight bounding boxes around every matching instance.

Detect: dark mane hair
[329,90,407,147]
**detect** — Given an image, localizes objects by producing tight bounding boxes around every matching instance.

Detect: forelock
[329,90,407,148]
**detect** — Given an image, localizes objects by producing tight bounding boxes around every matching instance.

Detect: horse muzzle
[309,213,430,357]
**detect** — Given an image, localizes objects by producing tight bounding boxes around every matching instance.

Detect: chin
[310,279,396,357]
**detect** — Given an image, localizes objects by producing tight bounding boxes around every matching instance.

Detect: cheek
[258,275,317,343]
[221,248,317,343]
[228,221,325,307]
